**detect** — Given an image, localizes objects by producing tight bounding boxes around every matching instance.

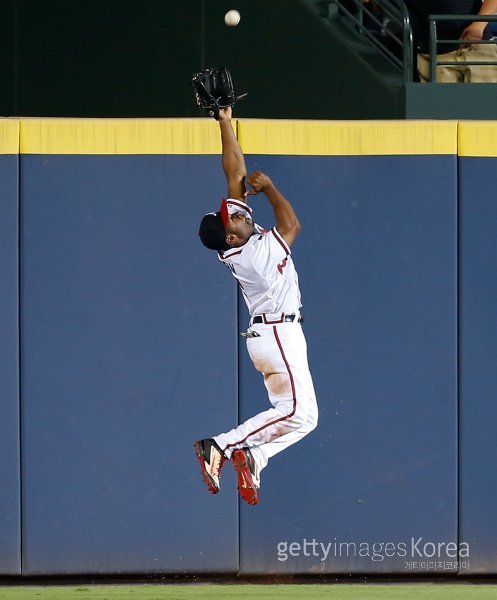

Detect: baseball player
[194,107,318,506]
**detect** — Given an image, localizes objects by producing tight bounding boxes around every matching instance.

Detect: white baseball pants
[214,321,318,472]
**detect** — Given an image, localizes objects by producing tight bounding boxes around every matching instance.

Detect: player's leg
[253,367,318,469]
[195,325,291,501]
[233,323,318,504]
[199,323,317,504]
[214,323,315,457]
[213,387,299,457]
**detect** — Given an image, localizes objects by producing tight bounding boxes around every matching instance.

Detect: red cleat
[232,448,260,506]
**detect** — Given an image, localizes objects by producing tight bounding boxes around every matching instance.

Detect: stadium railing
[428,14,497,82]
[328,0,414,83]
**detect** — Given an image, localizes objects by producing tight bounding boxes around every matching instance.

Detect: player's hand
[218,107,232,121]
[244,171,274,197]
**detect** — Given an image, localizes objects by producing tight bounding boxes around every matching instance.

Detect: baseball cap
[198,198,253,251]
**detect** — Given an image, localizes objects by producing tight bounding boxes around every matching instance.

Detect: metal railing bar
[335,1,405,67]
[332,0,413,82]
[436,39,497,45]
[437,60,497,65]
[429,14,497,22]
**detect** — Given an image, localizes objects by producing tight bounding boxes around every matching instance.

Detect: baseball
[224,9,241,27]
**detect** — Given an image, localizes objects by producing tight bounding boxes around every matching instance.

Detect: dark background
[3,0,497,120]
[0,0,401,119]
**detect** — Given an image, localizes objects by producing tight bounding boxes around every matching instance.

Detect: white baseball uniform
[214,200,318,472]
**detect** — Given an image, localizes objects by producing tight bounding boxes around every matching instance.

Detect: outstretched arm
[218,107,246,201]
[245,171,301,247]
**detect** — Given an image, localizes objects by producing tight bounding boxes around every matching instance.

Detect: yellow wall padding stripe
[458,121,497,157]
[0,119,20,154]
[19,118,232,155]
[238,119,458,156]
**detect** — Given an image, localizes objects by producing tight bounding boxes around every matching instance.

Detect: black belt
[252,313,303,324]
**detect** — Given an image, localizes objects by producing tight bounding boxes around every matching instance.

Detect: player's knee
[290,414,306,430]
[294,402,318,432]
[290,405,310,429]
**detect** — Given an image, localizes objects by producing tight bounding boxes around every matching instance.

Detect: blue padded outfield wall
[236,121,458,574]
[458,123,497,574]
[19,120,239,574]
[0,120,21,574]
[0,118,495,575]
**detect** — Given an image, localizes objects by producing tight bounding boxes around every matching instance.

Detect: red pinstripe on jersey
[271,228,290,255]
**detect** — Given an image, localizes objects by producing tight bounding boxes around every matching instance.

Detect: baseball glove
[192,66,247,119]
